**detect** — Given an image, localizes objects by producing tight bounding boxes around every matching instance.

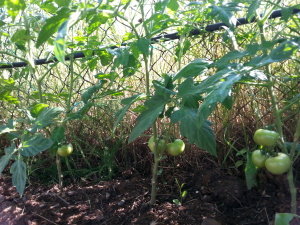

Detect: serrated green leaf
[36,8,71,48]
[98,50,114,66]
[246,0,261,22]
[5,0,26,19]
[174,59,212,80]
[214,50,248,67]
[245,40,300,68]
[167,0,179,12]
[34,107,64,129]
[128,96,168,143]
[0,144,16,173]
[10,159,26,196]
[171,107,216,155]
[209,5,237,29]
[275,213,300,225]
[123,54,141,77]
[268,40,299,62]
[153,74,176,98]
[51,126,65,143]
[41,0,59,13]
[136,38,151,56]
[155,0,169,12]
[20,134,53,157]
[113,93,145,133]
[54,0,71,7]
[0,124,16,134]
[281,7,293,22]
[87,12,114,35]
[54,20,69,63]
[66,102,94,121]
[197,71,242,125]
[245,152,258,189]
[81,80,106,104]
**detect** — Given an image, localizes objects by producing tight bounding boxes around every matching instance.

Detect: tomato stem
[258,20,297,214]
[56,153,63,193]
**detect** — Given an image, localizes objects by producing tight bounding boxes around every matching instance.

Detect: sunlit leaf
[20,134,53,157]
[174,59,212,80]
[36,8,71,48]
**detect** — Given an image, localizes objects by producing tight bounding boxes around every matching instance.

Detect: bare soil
[0,149,299,225]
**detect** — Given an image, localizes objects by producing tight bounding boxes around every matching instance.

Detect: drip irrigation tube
[1,7,299,69]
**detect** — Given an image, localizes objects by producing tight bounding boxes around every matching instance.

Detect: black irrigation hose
[1,7,300,69]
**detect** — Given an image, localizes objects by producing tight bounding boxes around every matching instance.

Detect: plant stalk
[258,18,297,213]
[56,153,63,193]
[149,121,159,205]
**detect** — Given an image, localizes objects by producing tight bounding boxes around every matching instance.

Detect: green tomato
[251,150,268,168]
[57,143,73,157]
[148,136,166,154]
[166,139,185,156]
[265,153,291,175]
[253,129,279,147]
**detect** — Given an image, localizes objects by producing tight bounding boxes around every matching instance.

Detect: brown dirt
[0,151,299,225]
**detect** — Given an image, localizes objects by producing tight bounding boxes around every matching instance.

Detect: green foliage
[275,213,300,225]
[36,7,71,48]
[0,0,300,211]
[0,106,63,195]
[0,78,19,104]
[245,152,258,189]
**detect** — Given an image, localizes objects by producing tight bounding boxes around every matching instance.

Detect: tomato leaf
[135,38,151,56]
[123,54,141,77]
[0,144,16,173]
[275,213,300,225]
[51,126,65,143]
[81,80,107,104]
[209,4,240,30]
[10,159,27,196]
[171,107,216,156]
[20,134,53,157]
[245,39,300,68]
[213,50,248,68]
[33,107,64,129]
[245,152,258,189]
[128,95,168,143]
[36,8,71,48]
[246,0,261,22]
[197,70,242,125]
[153,74,176,99]
[0,124,16,135]
[113,93,146,134]
[167,0,179,12]
[54,20,69,63]
[174,59,212,80]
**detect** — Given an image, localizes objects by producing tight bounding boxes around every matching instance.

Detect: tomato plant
[57,143,73,157]
[265,153,291,175]
[166,139,185,156]
[251,150,268,168]
[253,129,279,147]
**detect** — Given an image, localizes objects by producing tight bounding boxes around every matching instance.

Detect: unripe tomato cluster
[148,136,185,157]
[252,129,291,175]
